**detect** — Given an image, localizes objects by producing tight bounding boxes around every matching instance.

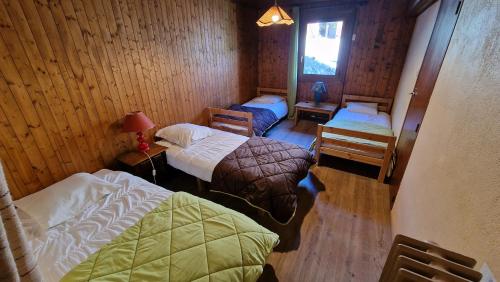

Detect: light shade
[122,111,155,133]
[257,3,294,27]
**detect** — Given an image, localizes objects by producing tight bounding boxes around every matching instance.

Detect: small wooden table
[116,143,168,183]
[294,101,339,125]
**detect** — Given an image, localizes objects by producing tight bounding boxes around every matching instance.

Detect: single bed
[208,87,289,137]
[155,124,314,224]
[315,95,396,183]
[15,169,279,282]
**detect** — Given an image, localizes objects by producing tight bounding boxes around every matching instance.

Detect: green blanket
[61,192,279,282]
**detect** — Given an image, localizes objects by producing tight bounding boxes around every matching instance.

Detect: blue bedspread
[226,104,278,136]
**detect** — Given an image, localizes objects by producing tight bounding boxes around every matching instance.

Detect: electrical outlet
[480,263,497,282]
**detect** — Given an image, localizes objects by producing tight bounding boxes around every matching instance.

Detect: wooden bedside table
[294,101,339,125]
[116,143,168,183]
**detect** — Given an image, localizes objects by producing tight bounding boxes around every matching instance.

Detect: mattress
[156,128,249,182]
[322,108,394,149]
[243,99,288,120]
[26,169,174,282]
[333,108,392,129]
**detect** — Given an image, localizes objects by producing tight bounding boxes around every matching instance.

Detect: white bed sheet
[243,98,289,119]
[156,128,249,182]
[26,170,173,282]
[332,108,392,129]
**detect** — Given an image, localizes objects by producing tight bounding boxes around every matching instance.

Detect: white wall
[391,0,500,277]
[391,1,439,139]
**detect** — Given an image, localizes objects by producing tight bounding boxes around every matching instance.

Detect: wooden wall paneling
[159,0,184,123]
[55,0,124,158]
[0,106,40,194]
[118,0,151,117]
[21,0,104,172]
[35,0,116,164]
[0,2,79,176]
[151,0,177,124]
[211,0,223,107]
[104,0,142,115]
[0,78,53,191]
[190,1,209,112]
[70,0,132,155]
[0,40,61,188]
[128,0,163,128]
[191,1,213,116]
[258,24,291,90]
[0,0,258,199]
[6,0,100,172]
[199,1,213,110]
[142,0,170,126]
[176,0,200,122]
[208,0,219,106]
[163,0,188,122]
[236,5,258,103]
[83,0,135,139]
[0,144,23,197]
[195,0,211,113]
[343,0,414,98]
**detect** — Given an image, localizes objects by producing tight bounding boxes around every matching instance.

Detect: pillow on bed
[252,95,285,104]
[14,173,121,230]
[346,102,378,115]
[155,123,214,148]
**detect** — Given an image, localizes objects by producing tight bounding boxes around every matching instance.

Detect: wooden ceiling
[235,0,368,9]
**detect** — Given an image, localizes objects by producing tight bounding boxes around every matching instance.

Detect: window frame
[298,7,356,83]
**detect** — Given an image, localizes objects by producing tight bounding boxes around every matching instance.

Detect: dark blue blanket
[224,105,278,136]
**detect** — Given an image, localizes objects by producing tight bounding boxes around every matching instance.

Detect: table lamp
[122,111,155,153]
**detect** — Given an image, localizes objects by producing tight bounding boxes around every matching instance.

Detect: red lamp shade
[123,111,155,152]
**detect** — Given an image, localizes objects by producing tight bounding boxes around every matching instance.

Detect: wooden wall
[0,0,258,199]
[258,0,415,102]
[258,25,291,90]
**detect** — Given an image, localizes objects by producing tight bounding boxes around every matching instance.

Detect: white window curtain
[0,162,41,282]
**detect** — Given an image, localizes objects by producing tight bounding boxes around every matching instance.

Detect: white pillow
[252,95,285,104]
[346,102,378,115]
[155,123,214,147]
[14,173,121,230]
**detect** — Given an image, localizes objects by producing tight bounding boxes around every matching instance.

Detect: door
[297,6,356,104]
[391,0,463,197]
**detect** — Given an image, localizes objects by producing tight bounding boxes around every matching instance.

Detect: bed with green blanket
[61,192,279,282]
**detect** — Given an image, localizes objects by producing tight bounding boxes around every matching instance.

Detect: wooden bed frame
[315,95,396,183]
[207,87,288,137]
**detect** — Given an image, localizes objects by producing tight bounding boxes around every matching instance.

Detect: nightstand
[116,143,168,183]
[294,101,339,125]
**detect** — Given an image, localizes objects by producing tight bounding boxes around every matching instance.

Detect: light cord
[143,151,157,184]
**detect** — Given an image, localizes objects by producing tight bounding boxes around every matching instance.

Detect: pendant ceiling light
[257,0,294,27]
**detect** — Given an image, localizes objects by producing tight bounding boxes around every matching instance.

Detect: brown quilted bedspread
[211,137,314,224]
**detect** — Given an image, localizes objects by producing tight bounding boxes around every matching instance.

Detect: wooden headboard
[341,95,394,113]
[257,87,288,101]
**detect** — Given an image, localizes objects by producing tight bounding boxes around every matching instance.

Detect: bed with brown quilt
[155,124,314,224]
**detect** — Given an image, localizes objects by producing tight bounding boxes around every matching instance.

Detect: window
[303,21,344,76]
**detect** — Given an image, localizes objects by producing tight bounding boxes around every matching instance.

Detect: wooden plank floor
[265,119,317,149]
[259,166,392,282]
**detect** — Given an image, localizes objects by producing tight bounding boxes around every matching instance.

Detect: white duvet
[26,170,173,282]
[156,129,248,182]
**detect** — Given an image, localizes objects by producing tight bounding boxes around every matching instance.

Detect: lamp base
[136,132,150,153]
